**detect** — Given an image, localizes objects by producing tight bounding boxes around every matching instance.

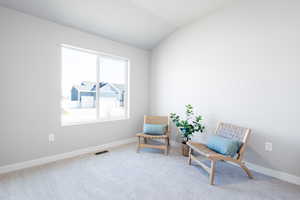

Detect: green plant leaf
[170,104,205,141]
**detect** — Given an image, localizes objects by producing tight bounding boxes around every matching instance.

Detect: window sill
[61,117,130,127]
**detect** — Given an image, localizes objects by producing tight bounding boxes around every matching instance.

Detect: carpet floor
[0,143,299,200]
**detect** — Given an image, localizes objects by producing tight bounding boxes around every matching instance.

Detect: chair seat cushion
[207,135,242,157]
[143,124,167,135]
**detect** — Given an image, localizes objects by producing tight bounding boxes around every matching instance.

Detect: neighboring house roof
[73,81,96,92]
[72,81,124,94]
[71,81,125,102]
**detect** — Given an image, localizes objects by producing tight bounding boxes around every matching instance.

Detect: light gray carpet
[0,143,299,200]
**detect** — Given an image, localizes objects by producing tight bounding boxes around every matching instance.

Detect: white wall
[150,0,300,177]
[0,7,149,166]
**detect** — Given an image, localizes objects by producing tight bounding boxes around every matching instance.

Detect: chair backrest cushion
[207,135,242,157]
[216,123,249,143]
[143,124,167,135]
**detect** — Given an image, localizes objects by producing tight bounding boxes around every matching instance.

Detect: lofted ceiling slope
[0,0,232,50]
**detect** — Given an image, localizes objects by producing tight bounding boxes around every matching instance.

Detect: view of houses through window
[61,46,128,125]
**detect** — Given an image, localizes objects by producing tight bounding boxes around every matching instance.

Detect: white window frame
[61,44,130,126]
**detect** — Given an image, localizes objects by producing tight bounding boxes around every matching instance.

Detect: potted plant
[170,104,205,156]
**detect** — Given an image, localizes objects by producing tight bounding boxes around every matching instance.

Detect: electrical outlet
[265,142,272,152]
[49,134,55,143]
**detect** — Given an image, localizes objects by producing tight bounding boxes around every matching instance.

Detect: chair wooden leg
[239,162,253,179]
[164,138,168,155]
[144,138,147,144]
[137,136,141,153]
[188,147,192,165]
[209,160,216,185]
[167,138,170,146]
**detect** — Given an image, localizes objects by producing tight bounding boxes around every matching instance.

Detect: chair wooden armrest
[136,133,168,139]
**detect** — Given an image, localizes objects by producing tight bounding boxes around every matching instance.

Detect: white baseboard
[0,137,136,175]
[245,162,300,186]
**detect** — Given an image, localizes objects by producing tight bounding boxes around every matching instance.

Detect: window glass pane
[99,56,127,120]
[61,47,98,124]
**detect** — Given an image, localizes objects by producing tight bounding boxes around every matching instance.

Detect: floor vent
[94,150,109,155]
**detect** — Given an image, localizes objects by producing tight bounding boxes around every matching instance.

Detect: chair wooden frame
[187,122,253,185]
[136,116,170,155]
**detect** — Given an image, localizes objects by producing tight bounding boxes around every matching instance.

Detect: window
[61,45,129,125]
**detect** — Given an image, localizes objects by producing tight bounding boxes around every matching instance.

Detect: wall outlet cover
[49,134,55,143]
[265,142,272,152]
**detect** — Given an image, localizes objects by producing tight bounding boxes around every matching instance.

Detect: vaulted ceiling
[0,0,232,50]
